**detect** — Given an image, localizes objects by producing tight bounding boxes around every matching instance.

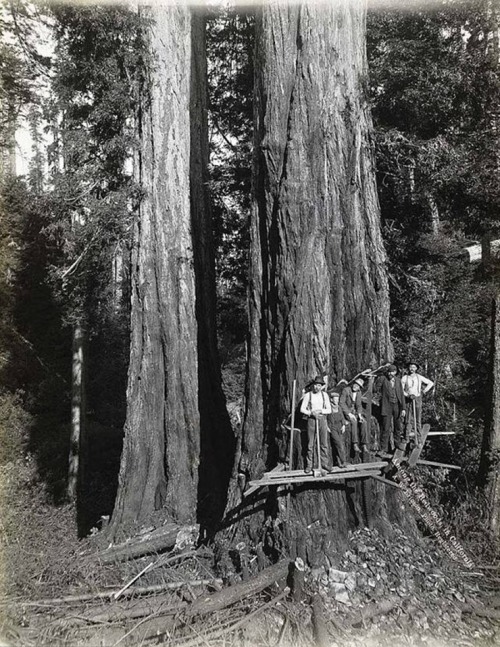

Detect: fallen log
[351,597,399,627]
[459,603,500,620]
[185,560,289,617]
[97,524,199,564]
[170,588,289,647]
[20,577,220,607]
[89,595,186,623]
[47,597,187,629]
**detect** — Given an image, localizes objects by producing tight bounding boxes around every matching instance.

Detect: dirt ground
[1,449,499,647]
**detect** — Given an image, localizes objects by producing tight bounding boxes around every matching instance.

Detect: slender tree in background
[47,6,140,514]
[478,0,500,535]
[234,0,396,558]
[366,2,497,486]
[110,5,232,536]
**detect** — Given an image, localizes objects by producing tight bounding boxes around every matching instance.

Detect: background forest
[0,0,500,646]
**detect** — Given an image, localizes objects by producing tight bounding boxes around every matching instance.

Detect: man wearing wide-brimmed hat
[402,361,434,446]
[300,375,332,474]
[340,377,368,455]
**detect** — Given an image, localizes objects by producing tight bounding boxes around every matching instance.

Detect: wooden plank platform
[377,452,460,471]
[409,423,431,466]
[244,464,285,498]
[416,459,461,470]
[263,462,388,479]
[243,416,460,497]
[245,464,386,495]
[426,431,456,436]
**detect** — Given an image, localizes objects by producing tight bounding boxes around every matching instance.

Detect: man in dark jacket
[340,377,368,454]
[375,364,406,453]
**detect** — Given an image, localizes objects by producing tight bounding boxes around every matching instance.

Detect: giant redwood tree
[110,5,232,536]
[235,1,399,560]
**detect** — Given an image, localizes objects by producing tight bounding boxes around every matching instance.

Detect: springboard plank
[246,468,383,493]
[263,461,387,479]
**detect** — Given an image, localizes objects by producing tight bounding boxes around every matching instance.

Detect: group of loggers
[298,362,434,474]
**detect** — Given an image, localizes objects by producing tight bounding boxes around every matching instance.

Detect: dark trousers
[405,396,423,442]
[349,417,368,446]
[330,428,346,465]
[306,416,330,470]
[381,402,404,451]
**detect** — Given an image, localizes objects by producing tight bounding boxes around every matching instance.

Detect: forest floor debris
[1,454,499,646]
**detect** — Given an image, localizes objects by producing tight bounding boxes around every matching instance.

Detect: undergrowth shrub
[0,394,80,601]
[0,391,31,465]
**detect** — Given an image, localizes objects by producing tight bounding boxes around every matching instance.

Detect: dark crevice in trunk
[190,10,235,536]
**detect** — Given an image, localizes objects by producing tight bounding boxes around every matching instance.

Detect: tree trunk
[67,322,85,502]
[478,0,500,536]
[232,1,399,560]
[110,6,232,537]
[0,102,16,178]
[110,5,200,534]
[480,295,500,535]
[426,192,440,235]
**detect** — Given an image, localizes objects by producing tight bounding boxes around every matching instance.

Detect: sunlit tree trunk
[0,102,16,178]
[426,192,440,235]
[67,323,85,501]
[110,5,199,535]
[110,5,232,537]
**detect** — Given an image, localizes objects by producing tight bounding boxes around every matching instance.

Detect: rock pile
[305,527,498,644]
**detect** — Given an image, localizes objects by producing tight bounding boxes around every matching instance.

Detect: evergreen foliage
[206,8,253,353]
[46,5,144,425]
[0,0,499,535]
[367,0,499,484]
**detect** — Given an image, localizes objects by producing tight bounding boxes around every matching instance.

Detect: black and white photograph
[0,0,499,645]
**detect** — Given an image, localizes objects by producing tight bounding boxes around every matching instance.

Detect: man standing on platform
[300,376,332,474]
[340,377,368,455]
[375,364,406,454]
[328,389,348,468]
[402,361,434,447]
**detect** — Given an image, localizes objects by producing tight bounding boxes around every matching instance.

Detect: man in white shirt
[401,361,434,446]
[300,375,332,474]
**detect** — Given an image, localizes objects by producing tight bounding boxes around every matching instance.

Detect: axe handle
[316,418,321,471]
[413,398,418,444]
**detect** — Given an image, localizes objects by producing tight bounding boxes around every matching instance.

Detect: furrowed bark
[110,5,200,534]
[232,1,398,560]
[110,5,233,538]
[245,1,391,469]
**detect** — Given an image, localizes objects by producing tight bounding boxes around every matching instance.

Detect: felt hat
[407,360,420,370]
[353,378,364,387]
[388,364,397,372]
[312,375,325,385]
